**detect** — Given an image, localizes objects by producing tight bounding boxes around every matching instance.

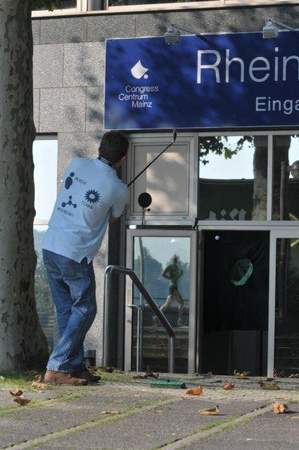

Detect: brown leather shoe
[44,370,88,386]
[74,369,101,383]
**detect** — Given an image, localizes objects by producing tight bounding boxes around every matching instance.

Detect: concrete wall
[32,3,299,367]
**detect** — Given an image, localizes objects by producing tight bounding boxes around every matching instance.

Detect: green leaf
[223,147,238,160]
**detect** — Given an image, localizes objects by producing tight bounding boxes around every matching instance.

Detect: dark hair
[99,131,129,164]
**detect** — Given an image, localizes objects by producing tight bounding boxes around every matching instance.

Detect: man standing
[42,131,129,385]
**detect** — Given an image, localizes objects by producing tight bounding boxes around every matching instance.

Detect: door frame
[124,226,299,375]
[268,229,299,377]
[123,130,299,374]
[125,228,197,373]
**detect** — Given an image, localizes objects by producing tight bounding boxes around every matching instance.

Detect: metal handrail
[103,265,175,373]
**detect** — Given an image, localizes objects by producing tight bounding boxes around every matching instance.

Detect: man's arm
[110,185,129,223]
[162,267,171,279]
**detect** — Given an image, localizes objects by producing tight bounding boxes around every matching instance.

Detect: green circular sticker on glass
[230,258,253,287]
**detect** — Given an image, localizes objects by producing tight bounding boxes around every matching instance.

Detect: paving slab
[0,384,167,449]
[34,396,267,450]
[2,381,299,450]
[184,402,299,450]
[0,388,63,409]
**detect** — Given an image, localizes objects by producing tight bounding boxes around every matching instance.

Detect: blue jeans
[43,249,97,373]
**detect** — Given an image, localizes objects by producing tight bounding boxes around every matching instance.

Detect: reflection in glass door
[198,135,268,221]
[126,231,196,373]
[272,135,299,221]
[274,236,299,376]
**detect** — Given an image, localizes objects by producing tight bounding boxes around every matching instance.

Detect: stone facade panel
[32,19,40,45]
[33,44,64,89]
[86,86,104,131]
[40,17,87,45]
[40,88,86,133]
[33,89,40,132]
[63,42,104,87]
[86,15,136,41]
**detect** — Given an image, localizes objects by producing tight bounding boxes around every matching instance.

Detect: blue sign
[104,32,299,130]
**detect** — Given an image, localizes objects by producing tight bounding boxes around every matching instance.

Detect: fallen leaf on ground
[234,370,250,379]
[9,389,23,397]
[31,380,48,390]
[13,397,31,406]
[185,386,203,396]
[223,383,235,390]
[132,366,159,379]
[100,410,121,415]
[31,375,48,390]
[132,372,159,380]
[34,374,43,381]
[273,402,288,414]
[145,366,159,379]
[199,406,220,416]
[260,382,280,390]
[146,371,159,379]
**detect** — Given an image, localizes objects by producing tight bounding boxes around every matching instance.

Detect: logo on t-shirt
[85,190,100,204]
[65,172,75,190]
[61,195,77,209]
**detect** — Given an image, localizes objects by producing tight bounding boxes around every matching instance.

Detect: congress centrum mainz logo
[116,60,159,110]
[130,60,149,80]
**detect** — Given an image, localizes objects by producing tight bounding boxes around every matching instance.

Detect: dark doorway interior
[201,230,269,376]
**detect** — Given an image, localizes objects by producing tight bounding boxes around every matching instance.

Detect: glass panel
[34,226,55,351]
[198,135,268,221]
[132,236,191,372]
[202,230,268,376]
[272,135,299,220]
[110,0,212,5]
[33,139,58,224]
[33,0,77,10]
[131,143,189,216]
[275,238,299,376]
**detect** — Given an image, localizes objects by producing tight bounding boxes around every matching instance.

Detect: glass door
[200,229,269,376]
[125,230,197,373]
[269,230,299,377]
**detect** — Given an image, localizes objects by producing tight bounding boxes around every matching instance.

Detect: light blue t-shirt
[42,158,128,263]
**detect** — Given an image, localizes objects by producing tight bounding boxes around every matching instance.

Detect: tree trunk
[252,135,291,220]
[272,135,291,220]
[0,0,48,370]
[252,135,291,323]
[252,136,268,220]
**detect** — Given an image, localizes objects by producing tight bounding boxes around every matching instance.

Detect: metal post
[168,336,175,373]
[138,237,145,370]
[128,304,142,373]
[104,265,175,374]
[136,305,143,373]
[102,270,107,367]
[103,267,112,367]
